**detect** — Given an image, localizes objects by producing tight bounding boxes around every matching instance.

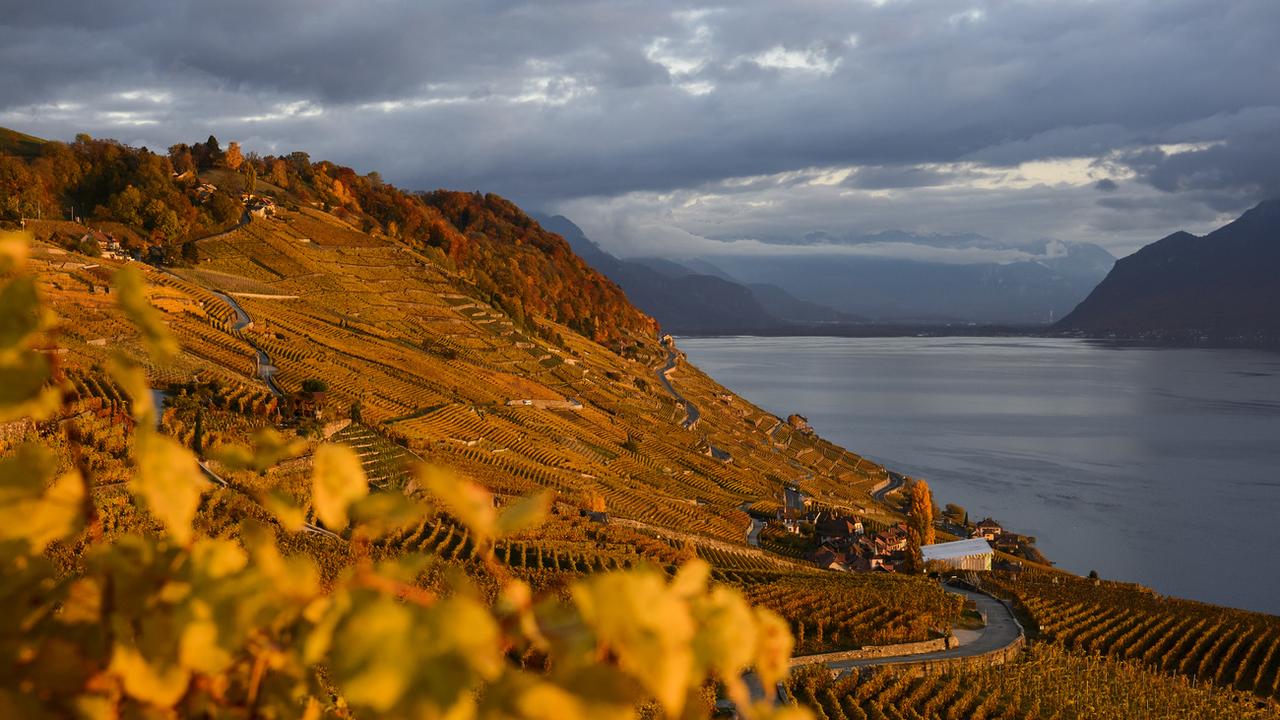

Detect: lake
[679,336,1280,615]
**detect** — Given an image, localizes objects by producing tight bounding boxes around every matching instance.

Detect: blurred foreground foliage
[0,231,807,720]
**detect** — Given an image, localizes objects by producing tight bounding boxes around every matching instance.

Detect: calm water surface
[680,336,1280,615]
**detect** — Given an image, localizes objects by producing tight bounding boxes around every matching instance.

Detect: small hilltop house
[972,518,1003,541]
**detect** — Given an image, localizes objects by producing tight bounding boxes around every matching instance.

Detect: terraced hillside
[986,570,1280,701]
[790,643,1276,720]
[23,207,891,550]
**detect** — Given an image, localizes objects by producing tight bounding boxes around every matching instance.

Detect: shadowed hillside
[1057,199,1280,344]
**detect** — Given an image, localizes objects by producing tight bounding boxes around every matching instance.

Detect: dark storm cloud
[1,0,1277,255]
[1094,179,1119,193]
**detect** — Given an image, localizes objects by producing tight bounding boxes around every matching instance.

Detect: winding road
[872,470,906,503]
[822,585,1022,672]
[747,583,1023,705]
[655,345,699,429]
[211,290,283,398]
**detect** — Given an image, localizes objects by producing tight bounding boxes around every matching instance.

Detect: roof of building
[921,538,994,562]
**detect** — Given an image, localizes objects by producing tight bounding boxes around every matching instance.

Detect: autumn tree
[168,143,195,175]
[242,161,257,195]
[908,479,935,545]
[223,141,244,170]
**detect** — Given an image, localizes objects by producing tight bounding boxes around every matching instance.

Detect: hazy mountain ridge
[534,214,863,333]
[698,241,1115,326]
[1056,199,1280,344]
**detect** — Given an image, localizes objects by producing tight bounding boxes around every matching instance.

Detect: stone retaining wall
[789,636,953,667]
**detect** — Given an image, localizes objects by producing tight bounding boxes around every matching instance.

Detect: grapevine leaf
[0,230,30,274]
[107,353,155,428]
[58,577,103,625]
[180,617,235,675]
[311,443,368,530]
[109,637,191,708]
[349,492,428,538]
[418,465,496,541]
[751,606,794,691]
[0,351,59,423]
[262,489,306,532]
[330,595,415,711]
[0,441,56,499]
[571,570,695,716]
[132,431,208,546]
[494,491,551,537]
[689,585,756,679]
[670,558,710,598]
[114,264,178,362]
[0,276,45,352]
[0,443,84,552]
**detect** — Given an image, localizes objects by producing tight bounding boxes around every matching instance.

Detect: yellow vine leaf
[262,490,306,532]
[349,492,428,538]
[109,641,191,708]
[494,490,551,536]
[419,465,497,541]
[311,443,368,530]
[108,353,155,428]
[330,596,416,711]
[571,569,696,716]
[0,351,59,423]
[0,230,30,274]
[114,264,178,362]
[0,443,84,552]
[0,276,48,355]
[132,431,208,546]
[751,606,795,690]
[690,585,757,680]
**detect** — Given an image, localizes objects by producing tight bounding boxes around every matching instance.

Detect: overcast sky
[3,0,1277,260]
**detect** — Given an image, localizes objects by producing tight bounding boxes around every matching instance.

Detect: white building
[921,538,994,572]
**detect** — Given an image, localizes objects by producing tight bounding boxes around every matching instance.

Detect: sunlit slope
[29,208,892,544]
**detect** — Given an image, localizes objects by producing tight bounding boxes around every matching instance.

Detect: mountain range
[534,214,862,334]
[698,241,1115,326]
[1056,199,1280,344]
[542,214,1115,329]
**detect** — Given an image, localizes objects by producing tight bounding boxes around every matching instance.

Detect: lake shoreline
[681,335,1280,615]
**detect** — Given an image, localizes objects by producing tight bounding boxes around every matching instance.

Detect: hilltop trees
[2,130,656,345]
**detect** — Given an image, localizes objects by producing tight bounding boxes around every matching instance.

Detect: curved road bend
[746,585,1022,703]
[655,346,700,429]
[871,470,906,503]
[737,501,767,547]
[210,290,284,398]
[823,585,1022,672]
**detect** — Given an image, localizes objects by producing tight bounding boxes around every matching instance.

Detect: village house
[815,515,863,544]
[775,507,805,534]
[244,194,277,218]
[972,518,1003,541]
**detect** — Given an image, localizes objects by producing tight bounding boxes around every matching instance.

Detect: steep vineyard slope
[23,206,892,548]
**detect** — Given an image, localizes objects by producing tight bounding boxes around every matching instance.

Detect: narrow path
[746,584,1022,707]
[211,290,284,398]
[655,346,699,429]
[822,585,1022,671]
[737,501,766,547]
